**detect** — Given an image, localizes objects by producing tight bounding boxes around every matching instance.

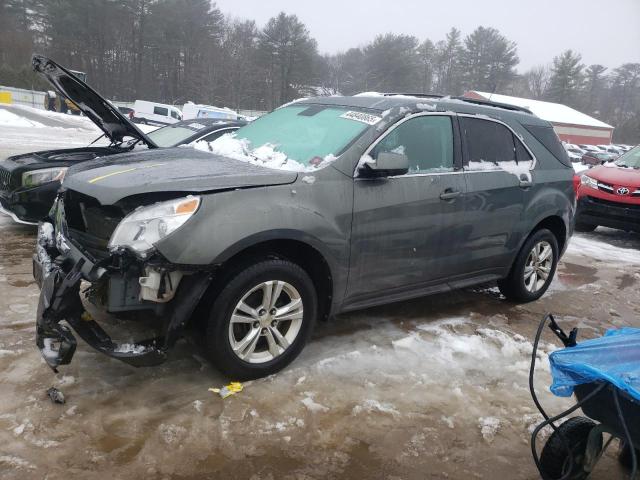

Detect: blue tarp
[549,328,640,401]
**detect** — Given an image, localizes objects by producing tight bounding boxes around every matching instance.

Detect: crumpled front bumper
[33,220,211,372]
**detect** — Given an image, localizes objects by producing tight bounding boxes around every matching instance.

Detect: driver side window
[371,115,454,174]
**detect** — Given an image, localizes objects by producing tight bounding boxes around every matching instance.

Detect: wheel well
[532,216,567,252]
[192,240,334,325]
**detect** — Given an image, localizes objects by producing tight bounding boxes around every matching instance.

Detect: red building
[464,91,614,145]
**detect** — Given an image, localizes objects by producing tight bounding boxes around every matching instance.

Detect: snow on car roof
[469,91,613,129]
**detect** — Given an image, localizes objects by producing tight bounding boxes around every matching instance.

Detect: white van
[133,100,182,125]
[182,102,239,121]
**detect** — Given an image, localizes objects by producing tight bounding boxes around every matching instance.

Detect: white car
[133,100,182,125]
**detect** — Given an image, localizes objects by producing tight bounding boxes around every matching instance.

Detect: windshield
[615,146,640,169]
[147,126,196,147]
[198,105,373,171]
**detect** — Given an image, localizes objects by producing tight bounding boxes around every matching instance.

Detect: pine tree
[547,50,584,107]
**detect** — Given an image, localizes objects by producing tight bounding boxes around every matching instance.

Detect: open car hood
[32,55,157,148]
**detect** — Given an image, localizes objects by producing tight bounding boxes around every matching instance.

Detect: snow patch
[0,455,36,470]
[479,416,501,442]
[352,399,400,417]
[301,396,329,413]
[0,108,44,128]
[301,175,316,184]
[568,235,640,264]
[466,160,532,181]
[194,133,335,172]
[113,343,147,354]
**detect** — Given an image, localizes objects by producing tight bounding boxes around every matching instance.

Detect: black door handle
[439,189,461,200]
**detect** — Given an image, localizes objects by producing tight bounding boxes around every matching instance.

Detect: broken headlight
[108,196,200,256]
[22,167,68,187]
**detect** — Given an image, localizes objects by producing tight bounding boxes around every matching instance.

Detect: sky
[213,0,640,71]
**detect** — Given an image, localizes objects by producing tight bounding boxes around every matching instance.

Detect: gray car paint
[56,95,575,316]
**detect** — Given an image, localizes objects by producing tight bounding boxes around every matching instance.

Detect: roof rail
[375,92,534,115]
[451,96,533,115]
[381,92,445,99]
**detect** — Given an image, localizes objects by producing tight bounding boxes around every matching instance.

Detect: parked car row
[2,56,575,380]
[563,142,636,166]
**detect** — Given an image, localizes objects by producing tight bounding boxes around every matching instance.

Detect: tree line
[0,0,638,142]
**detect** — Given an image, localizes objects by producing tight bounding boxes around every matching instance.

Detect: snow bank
[567,235,640,264]
[0,109,44,128]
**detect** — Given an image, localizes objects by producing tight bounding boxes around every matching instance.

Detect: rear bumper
[576,196,640,232]
[33,221,212,372]
[0,181,60,225]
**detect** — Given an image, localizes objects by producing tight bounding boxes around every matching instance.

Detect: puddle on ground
[557,262,599,287]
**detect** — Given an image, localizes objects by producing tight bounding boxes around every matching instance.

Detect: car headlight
[22,167,68,187]
[580,174,598,189]
[108,196,201,256]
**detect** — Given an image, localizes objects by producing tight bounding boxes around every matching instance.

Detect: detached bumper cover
[33,221,212,371]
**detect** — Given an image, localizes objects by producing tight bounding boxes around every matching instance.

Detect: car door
[345,113,467,305]
[458,115,534,277]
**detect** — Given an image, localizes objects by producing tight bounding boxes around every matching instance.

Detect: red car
[575,146,640,232]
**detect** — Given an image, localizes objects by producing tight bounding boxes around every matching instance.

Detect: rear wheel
[539,417,602,480]
[498,228,559,302]
[206,259,317,380]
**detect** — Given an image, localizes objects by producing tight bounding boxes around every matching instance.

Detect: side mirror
[359,152,409,177]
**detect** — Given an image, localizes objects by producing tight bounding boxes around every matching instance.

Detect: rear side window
[154,106,169,116]
[460,117,516,164]
[515,137,533,162]
[371,115,454,173]
[523,124,571,167]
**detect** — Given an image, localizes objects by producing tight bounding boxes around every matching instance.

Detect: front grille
[587,196,640,211]
[596,181,614,193]
[0,166,14,191]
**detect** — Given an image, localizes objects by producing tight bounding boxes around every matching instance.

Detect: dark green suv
[34,93,575,379]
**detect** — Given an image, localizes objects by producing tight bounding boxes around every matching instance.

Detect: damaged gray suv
[34,93,575,379]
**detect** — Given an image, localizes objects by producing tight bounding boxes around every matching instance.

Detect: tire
[205,259,318,380]
[575,222,597,233]
[539,417,602,480]
[498,228,559,302]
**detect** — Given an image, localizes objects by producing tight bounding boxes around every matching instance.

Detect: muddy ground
[1,119,639,479]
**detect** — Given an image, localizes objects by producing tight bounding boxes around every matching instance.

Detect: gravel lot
[1,115,639,479]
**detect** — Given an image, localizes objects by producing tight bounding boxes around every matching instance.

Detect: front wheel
[206,259,318,380]
[498,228,559,302]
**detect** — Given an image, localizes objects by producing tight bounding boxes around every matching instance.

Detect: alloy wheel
[524,240,553,293]
[228,280,304,363]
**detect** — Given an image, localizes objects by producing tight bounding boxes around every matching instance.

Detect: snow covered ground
[0,121,638,479]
